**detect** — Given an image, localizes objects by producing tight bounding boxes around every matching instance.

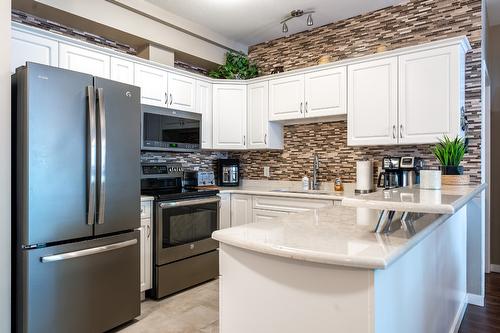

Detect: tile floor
[113,279,219,333]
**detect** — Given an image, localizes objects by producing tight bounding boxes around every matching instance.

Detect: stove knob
[168,167,173,172]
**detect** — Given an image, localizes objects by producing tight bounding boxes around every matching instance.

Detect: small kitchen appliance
[184,171,216,187]
[217,159,240,186]
[141,162,220,299]
[400,156,423,187]
[377,156,402,189]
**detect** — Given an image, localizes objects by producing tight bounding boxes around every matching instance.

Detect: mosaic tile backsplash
[235,0,482,184]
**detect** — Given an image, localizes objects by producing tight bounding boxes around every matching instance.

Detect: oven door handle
[159,197,220,208]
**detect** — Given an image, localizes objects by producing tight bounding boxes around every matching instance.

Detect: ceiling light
[282,22,288,33]
[307,14,313,26]
[280,9,315,34]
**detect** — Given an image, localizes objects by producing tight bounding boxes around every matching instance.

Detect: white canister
[420,169,442,190]
[355,160,374,193]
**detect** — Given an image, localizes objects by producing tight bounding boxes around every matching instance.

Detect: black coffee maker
[377,156,401,189]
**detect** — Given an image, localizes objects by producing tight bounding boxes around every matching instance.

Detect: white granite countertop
[212,205,448,269]
[218,180,355,201]
[342,184,486,214]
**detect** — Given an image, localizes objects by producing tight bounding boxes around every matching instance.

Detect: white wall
[34,0,244,64]
[0,0,11,331]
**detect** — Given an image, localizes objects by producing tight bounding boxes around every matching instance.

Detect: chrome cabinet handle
[147,225,151,238]
[400,124,403,138]
[164,92,168,105]
[305,101,308,113]
[41,239,137,263]
[86,86,97,226]
[169,93,173,105]
[243,135,246,146]
[392,125,396,139]
[264,133,267,145]
[159,197,220,208]
[140,207,144,213]
[96,88,107,225]
[300,102,303,113]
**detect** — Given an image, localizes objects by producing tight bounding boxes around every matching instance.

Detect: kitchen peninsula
[212,184,486,333]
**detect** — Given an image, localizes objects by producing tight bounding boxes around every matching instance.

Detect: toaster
[183,171,215,187]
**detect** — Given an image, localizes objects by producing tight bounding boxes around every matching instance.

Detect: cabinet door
[347,57,398,146]
[213,84,247,150]
[218,193,231,229]
[269,74,305,121]
[197,80,213,149]
[247,81,269,149]
[139,217,152,292]
[398,46,462,144]
[230,194,253,227]
[253,209,289,223]
[59,43,110,78]
[110,57,134,84]
[134,63,168,107]
[168,73,196,112]
[304,67,346,118]
[11,29,58,73]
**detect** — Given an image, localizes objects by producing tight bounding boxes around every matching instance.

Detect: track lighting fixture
[280,9,315,34]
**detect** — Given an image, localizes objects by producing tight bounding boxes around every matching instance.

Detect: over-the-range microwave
[141,105,201,152]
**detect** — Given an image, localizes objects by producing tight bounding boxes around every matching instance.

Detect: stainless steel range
[141,163,219,299]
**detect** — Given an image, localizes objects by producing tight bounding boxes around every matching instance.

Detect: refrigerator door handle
[87,86,97,226]
[96,88,107,225]
[40,239,137,263]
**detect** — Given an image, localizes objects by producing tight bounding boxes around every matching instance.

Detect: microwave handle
[159,197,220,209]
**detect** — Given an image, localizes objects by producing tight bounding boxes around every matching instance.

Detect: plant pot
[440,165,464,175]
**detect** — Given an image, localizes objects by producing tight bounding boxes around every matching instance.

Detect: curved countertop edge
[213,212,453,270]
[341,183,487,214]
[218,188,347,201]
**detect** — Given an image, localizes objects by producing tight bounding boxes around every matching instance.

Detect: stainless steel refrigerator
[12,63,141,333]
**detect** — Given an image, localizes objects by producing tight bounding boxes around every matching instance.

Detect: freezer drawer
[15,232,140,333]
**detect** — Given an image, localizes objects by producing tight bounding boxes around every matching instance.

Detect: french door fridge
[12,63,141,333]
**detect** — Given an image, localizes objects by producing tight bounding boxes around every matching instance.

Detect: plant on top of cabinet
[209,52,259,80]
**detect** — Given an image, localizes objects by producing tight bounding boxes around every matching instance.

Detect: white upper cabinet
[11,29,58,73]
[196,80,213,149]
[59,43,110,78]
[134,63,168,107]
[304,67,346,118]
[398,46,463,144]
[269,74,305,121]
[212,84,247,150]
[110,57,134,84]
[247,81,284,150]
[347,57,398,146]
[167,73,196,112]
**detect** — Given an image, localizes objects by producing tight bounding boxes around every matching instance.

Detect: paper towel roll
[356,160,373,192]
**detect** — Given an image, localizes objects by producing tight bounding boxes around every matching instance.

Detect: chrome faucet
[312,154,320,190]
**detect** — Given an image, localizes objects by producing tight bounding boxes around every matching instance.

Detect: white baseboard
[491,264,500,273]
[450,296,468,333]
[467,293,485,306]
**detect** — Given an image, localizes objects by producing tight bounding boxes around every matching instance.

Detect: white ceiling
[487,0,500,26]
[144,0,408,48]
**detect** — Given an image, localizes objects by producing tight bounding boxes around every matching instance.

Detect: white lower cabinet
[11,28,58,73]
[252,195,334,213]
[139,200,153,294]
[253,209,289,223]
[218,193,231,229]
[230,194,253,227]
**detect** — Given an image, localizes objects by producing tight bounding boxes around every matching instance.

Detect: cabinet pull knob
[170,93,173,105]
[392,125,396,139]
[264,133,267,145]
[300,102,303,113]
[164,92,168,104]
[400,124,403,138]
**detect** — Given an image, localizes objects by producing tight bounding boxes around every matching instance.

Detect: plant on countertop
[432,135,466,175]
[208,52,259,80]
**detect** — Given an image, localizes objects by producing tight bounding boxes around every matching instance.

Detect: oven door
[155,197,219,265]
[141,105,201,152]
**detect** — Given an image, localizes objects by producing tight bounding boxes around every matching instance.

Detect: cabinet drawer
[140,201,151,219]
[253,209,289,223]
[253,196,333,213]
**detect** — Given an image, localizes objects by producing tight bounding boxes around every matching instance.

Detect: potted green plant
[209,52,259,80]
[432,135,466,175]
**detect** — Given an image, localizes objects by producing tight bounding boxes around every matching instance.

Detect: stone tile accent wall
[236,0,482,184]
[141,151,227,177]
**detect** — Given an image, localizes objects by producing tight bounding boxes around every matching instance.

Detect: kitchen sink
[270,189,333,195]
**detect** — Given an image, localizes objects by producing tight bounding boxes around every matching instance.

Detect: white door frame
[482,60,491,273]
